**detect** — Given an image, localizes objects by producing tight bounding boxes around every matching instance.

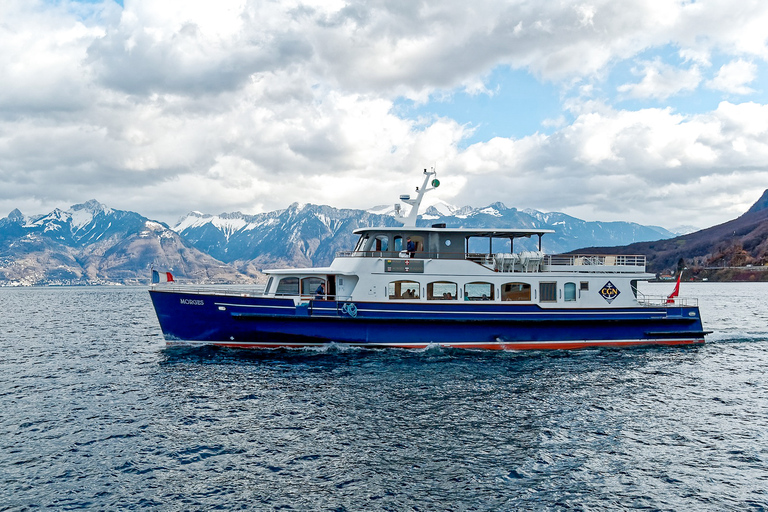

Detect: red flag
[166,272,174,283]
[666,272,681,304]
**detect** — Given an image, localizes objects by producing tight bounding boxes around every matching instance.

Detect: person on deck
[315,282,326,300]
[406,237,416,257]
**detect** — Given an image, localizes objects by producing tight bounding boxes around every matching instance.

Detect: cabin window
[374,235,388,252]
[539,282,557,302]
[427,281,457,300]
[354,234,369,252]
[264,277,273,295]
[275,277,299,295]
[388,280,420,299]
[393,236,403,252]
[501,282,531,301]
[301,277,325,296]
[580,281,589,291]
[464,282,494,301]
[564,282,577,302]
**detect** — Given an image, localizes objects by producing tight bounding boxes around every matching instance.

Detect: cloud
[449,101,768,227]
[706,59,757,95]
[617,59,702,100]
[1,0,768,232]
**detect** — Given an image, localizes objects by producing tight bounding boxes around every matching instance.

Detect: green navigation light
[431,179,440,188]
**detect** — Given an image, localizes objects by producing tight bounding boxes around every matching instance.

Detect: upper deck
[341,226,647,274]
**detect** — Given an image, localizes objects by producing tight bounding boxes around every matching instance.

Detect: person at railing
[315,282,326,300]
[406,237,416,257]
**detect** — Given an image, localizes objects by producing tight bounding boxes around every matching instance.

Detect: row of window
[389,280,585,301]
[274,276,325,296]
[390,281,513,301]
[270,276,587,302]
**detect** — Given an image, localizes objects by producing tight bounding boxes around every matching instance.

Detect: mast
[393,168,440,227]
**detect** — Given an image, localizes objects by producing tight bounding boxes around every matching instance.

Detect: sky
[2,0,768,231]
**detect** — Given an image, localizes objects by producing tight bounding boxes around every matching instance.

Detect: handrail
[150,284,265,296]
[546,254,646,267]
[638,295,699,307]
[336,250,646,272]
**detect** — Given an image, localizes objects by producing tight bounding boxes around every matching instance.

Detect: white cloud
[1,0,768,231]
[706,59,757,95]
[450,101,768,227]
[617,59,702,100]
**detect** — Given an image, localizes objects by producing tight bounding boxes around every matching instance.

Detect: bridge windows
[374,235,388,252]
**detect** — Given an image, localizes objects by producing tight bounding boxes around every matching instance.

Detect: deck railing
[336,250,646,272]
[637,295,698,307]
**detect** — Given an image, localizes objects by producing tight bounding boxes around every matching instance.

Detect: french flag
[152,270,174,284]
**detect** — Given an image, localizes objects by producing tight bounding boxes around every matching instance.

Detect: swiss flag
[666,272,681,304]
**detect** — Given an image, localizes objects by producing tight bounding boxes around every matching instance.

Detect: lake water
[1,282,767,510]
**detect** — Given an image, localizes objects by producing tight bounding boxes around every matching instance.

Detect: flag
[666,272,681,304]
[152,270,174,284]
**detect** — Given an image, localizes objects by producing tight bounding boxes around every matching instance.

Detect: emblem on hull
[599,281,620,303]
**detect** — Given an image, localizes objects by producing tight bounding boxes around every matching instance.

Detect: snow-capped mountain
[1,198,680,285]
[0,200,255,285]
[174,201,677,268]
[174,203,402,269]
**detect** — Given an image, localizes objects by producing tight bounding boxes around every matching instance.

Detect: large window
[501,282,531,301]
[427,281,457,300]
[374,235,388,252]
[301,277,325,296]
[388,280,420,299]
[275,277,299,295]
[564,282,577,302]
[354,234,369,252]
[539,282,557,302]
[464,282,494,301]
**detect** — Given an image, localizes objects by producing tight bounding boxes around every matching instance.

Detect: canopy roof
[353,227,555,237]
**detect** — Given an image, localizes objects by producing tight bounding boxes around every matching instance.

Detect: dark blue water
[1,283,767,510]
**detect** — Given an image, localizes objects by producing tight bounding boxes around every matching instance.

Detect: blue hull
[149,289,709,350]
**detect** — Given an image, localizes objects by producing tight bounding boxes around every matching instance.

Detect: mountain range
[1,193,760,286]
[171,202,677,274]
[0,200,254,286]
[575,189,768,280]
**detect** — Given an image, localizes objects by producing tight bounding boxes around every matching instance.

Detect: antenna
[393,167,440,227]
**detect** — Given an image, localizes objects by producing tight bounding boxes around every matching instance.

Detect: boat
[149,169,710,350]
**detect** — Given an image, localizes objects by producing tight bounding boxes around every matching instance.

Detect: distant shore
[653,267,768,283]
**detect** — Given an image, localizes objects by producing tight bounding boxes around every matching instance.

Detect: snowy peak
[0,200,171,247]
[7,208,24,223]
[72,199,112,215]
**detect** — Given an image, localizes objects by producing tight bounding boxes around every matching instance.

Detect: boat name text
[180,298,205,306]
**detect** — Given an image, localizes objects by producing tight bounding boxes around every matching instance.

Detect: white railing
[336,250,647,273]
[545,254,646,267]
[149,284,265,296]
[636,295,698,307]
